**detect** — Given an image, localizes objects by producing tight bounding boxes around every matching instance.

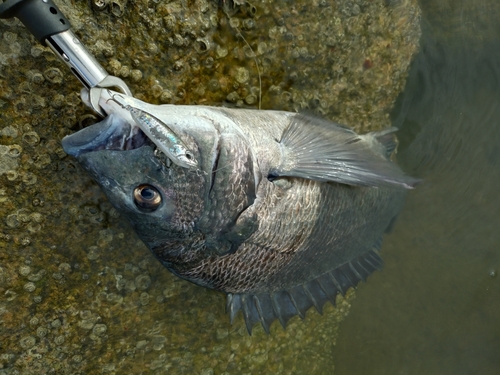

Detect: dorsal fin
[226,247,384,334]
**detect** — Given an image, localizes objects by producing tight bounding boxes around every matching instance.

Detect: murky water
[334,1,500,374]
[1,0,499,373]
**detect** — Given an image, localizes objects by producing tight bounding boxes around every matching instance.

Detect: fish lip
[61,113,149,157]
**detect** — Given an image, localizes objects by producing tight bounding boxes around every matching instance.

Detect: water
[334,1,500,373]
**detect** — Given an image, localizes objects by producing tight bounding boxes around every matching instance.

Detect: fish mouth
[61,114,151,157]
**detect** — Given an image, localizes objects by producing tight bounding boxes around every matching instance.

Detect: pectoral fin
[268,114,420,189]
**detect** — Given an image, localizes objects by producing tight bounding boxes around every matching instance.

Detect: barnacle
[110,0,125,17]
[43,67,64,84]
[92,0,109,11]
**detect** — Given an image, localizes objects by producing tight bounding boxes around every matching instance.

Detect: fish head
[62,91,221,250]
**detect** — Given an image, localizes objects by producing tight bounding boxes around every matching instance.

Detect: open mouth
[62,114,151,157]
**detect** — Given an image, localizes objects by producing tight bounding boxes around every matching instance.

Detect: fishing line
[222,6,262,110]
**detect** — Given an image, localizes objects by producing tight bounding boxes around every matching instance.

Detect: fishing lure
[106,91,198,169]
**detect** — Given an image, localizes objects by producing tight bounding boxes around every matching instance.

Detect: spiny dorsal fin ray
[287,285,310,319]
[271,290,298,328]
[364,251,384,269]
[303,279,328,314]
[349,259,370,282]
[240,294,260,335]
[253,294,275,334]
[331,267,355,294]
[268,114,419,189]
[226,293,241,324]
[226,249,384,334]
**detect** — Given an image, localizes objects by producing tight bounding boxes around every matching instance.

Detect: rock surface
[0,0,420,373]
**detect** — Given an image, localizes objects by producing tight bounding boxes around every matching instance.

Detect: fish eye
[133,184,162,211]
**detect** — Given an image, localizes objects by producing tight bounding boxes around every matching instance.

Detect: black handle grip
[0,0,71,43]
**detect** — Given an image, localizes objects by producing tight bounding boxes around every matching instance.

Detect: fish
[62,90,419,334]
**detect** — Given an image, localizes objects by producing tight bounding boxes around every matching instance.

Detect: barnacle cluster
[0,0,421,373]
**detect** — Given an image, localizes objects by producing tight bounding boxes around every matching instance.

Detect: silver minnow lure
[107,92,198,169]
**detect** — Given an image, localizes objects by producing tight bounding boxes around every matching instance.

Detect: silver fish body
[62,91,417,333]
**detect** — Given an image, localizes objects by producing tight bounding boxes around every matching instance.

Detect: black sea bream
[62,90,418,333]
